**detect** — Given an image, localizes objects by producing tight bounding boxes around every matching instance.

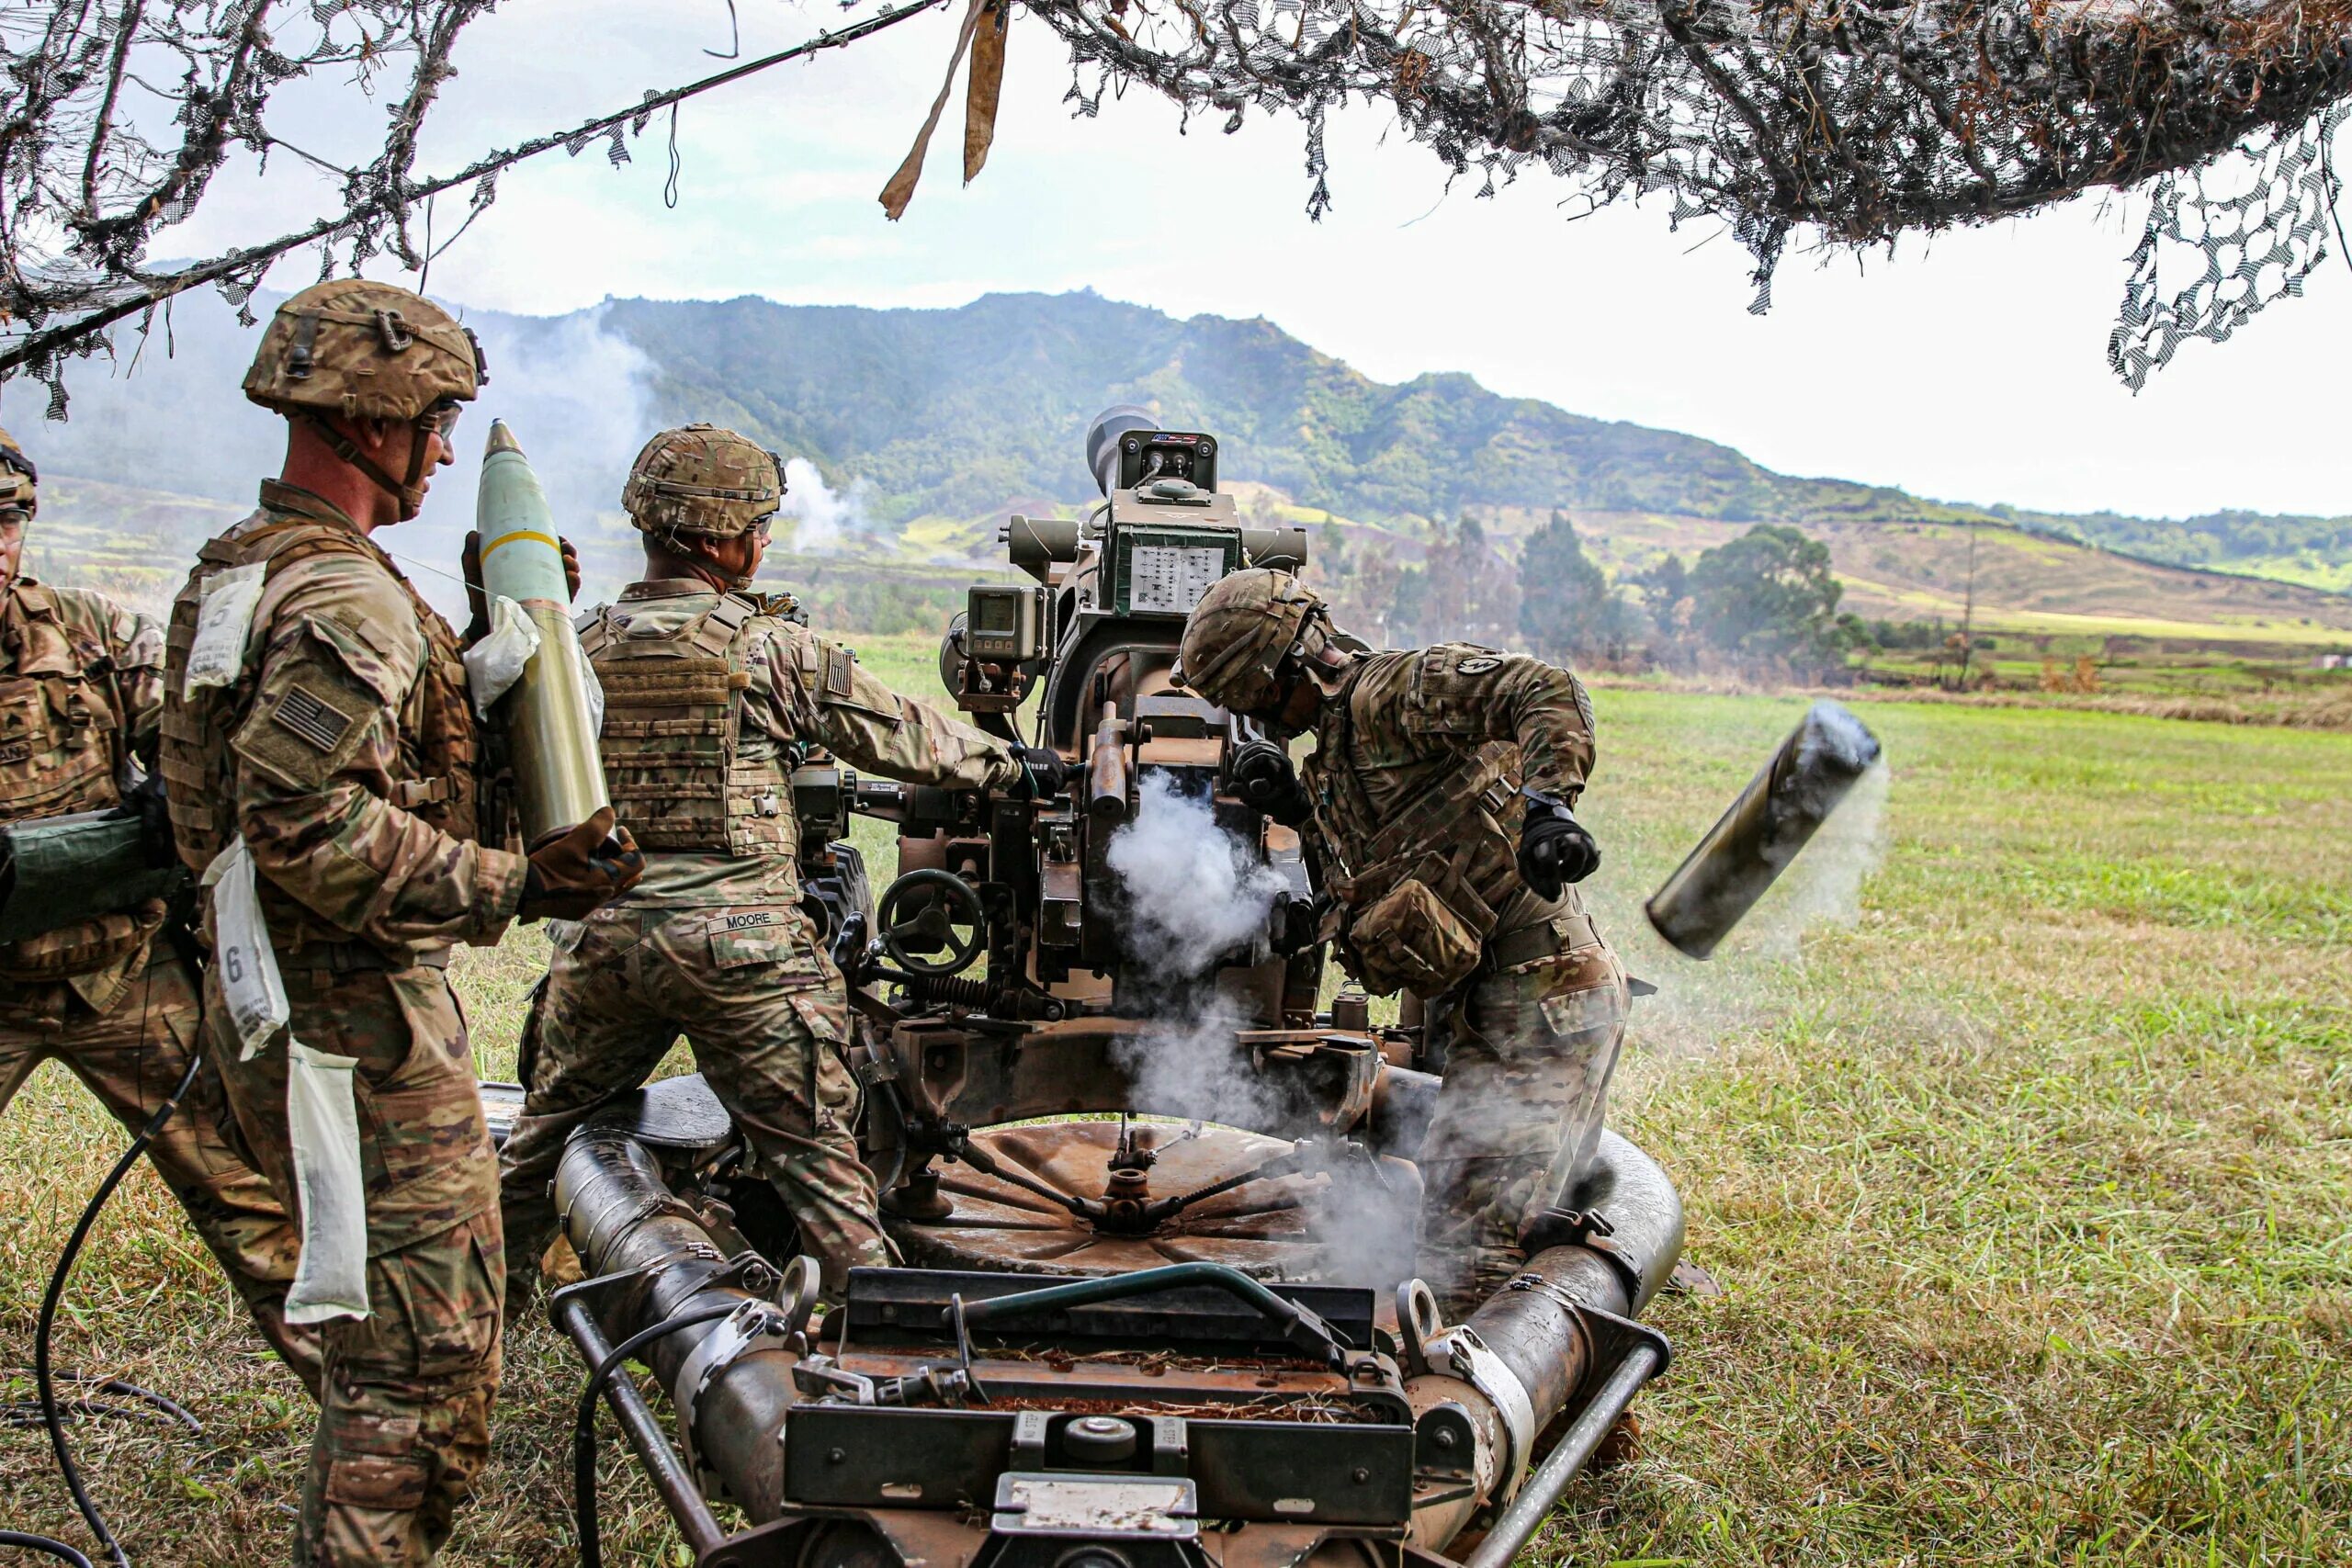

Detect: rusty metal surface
[881,1016,1396,1136]
[885,1122,1417,1282]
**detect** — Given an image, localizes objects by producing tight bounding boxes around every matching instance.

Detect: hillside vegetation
[602,291,1989,530]
[19,289,2344,650]
[2021,507,2352,593]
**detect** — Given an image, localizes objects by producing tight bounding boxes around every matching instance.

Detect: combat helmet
[621,424,785,542]
[0,426,36,518]
[1176,567,1333,716]
[244,278,485,517]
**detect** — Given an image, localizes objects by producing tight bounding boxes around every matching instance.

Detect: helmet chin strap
[304,412,433,519]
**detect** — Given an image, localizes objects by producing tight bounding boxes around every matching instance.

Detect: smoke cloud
[1108,773,1289,976]
[1103,773,1289,1127]
[12,289,659,621]
[778,457,873,554]
[1103,772,1419,1287]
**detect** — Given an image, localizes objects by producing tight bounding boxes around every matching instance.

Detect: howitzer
[519,408,1687,1568]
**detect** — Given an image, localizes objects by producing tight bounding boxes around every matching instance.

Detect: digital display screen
[974,592,1021,634]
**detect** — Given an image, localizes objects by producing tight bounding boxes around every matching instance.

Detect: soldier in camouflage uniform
[497,423,1061,1301]
[0,427,321,1389]
[161,280,642,1567]
[1177,568,1621,1316]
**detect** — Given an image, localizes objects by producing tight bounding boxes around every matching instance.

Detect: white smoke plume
[438,304,659,615]
[1109,773,1289,976]
[1104,773,1289,1126]
[778,457,873,553]
[12,290,659,623]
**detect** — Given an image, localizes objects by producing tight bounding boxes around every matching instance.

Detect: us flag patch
[274,683,355,753]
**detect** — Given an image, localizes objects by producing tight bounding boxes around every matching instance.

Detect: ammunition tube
[475,422,610,844]
[1645,700,1882,959]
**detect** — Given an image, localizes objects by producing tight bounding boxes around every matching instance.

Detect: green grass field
[4,690,2347,1566]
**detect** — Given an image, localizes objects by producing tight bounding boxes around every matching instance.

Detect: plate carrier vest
[578,592,794,856]
[1302,658,1530,993]
[0,582,132,821]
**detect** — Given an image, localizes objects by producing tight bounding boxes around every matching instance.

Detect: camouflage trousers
[498,901,892,1296]
[0,950,322,1394]
[209,956,503,1568]
[1416,934,1629,1318]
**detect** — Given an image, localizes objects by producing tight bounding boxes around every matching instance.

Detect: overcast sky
[124,1,2352,522]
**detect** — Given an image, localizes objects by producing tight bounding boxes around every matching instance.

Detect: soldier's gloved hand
[1518,790,1600,899]
[463,531,582,640]
[1009,747,1069,801]
[1268,889,1321,955]
[127,766,177,870]
[520,807,645,921]
[1228,739,1311,827]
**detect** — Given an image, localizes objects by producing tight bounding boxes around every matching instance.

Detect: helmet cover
[243,278,483,423]
[621,423,786,540]
[0,425,35,515]
[1176,567,1328,716]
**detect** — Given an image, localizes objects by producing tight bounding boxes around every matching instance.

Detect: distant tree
[1519,511,1615,663]
[1630,554,1690,640]
[1306,521,1407,647]
[1394,515,1520,648]
[1391,560,1430,645]
[1685,525,1847,671]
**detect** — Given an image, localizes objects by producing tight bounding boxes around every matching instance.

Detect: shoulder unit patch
[1457,656,1502,674]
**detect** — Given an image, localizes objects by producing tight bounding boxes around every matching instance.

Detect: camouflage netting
[0,0,946,412]
[1,1,494,411]
[3,0,2349,407]
[1036,0,2352,385]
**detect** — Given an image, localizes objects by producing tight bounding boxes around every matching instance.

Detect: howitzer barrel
[1645,699,1882,959]
[476,422,610,844]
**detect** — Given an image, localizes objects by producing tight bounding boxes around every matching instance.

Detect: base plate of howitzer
[486,412,1883,1568]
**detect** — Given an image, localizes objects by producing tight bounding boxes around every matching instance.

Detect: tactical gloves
[1227,739,1312,827]
[520,807,645,921]
[1010,747,1069,801]
[1518,789,1600,899]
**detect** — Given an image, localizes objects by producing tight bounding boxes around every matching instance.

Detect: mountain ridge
[17,287,2345,615]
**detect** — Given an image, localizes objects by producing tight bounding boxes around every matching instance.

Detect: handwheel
[876,868,987,976]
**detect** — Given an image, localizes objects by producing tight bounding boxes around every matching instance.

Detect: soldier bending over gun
[1177,568,1625,1318]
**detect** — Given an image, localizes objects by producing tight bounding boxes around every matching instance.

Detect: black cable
[572,1302,736,1568]
[4,1372,203,1430]
[0,1530,96,1567]
[32,1047,203,1568]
